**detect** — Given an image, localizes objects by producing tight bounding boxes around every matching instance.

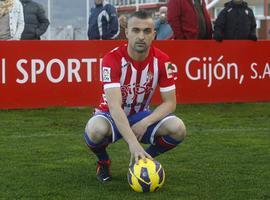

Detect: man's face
[95,0,103,5]
[159,7,168,22]
[119,16,127,28]
[125,17,155,54]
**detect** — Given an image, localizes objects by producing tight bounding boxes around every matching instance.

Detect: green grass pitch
[0,103,270,200]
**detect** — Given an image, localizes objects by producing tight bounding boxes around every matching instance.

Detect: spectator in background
[116,14,127,40]
[167,0,212,39]
[155,6,173,40]
[20,0,49,40]
[88,0,119,40]
[213,0,257,41]
[0,0,24,40]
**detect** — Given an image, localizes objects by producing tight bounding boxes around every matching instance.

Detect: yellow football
[127,158,165,192]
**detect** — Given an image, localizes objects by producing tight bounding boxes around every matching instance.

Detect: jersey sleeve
[158,58,178,92]
[102,52,121,90]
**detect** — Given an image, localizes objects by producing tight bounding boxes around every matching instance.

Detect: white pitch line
[1,127,269,139]
[189,127,270,133]
[1,133,79,138]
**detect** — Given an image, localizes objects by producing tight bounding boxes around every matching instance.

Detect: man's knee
[85,116,111,143]
[164,117,187,141]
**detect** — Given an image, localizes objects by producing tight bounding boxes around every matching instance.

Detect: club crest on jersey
[165,62,178,80]
[102,67,111,82]
[145,72,153,85]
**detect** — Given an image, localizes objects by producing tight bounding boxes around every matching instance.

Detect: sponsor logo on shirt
[102,67,111,82]
[121,83,153,101]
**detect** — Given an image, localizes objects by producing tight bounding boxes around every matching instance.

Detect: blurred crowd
[0,0,258,41]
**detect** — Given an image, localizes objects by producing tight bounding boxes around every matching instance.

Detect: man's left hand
[249,34,257,41]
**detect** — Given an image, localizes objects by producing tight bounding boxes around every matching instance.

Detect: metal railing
[107,0,166,7]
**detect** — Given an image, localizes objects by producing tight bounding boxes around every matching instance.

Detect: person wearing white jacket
[0,0,25,40]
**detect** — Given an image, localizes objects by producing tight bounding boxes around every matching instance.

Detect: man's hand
[131,120,148,141]
[249,34,257,41]
[214,33,223,42]
[128,141,152,166]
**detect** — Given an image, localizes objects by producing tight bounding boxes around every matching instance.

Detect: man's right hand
[128,141,152,166]
[104,87,153,165]
[214,34,223,42]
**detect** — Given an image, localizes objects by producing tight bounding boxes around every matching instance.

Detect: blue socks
[146,135,182,158]
[84,132,181,160]
[84,132,110,161]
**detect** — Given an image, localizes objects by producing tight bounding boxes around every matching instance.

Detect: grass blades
[0,103,270,200]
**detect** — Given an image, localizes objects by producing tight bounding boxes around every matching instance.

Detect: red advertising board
[0,40,269,109]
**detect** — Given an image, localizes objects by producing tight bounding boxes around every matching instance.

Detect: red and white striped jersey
[98,44,177,116]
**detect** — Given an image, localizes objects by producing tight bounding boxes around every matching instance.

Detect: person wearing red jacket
[167,0,212,39]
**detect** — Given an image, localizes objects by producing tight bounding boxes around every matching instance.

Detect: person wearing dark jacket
[20,0,49,40]
[213,0,257,41]
[88,0,119,40]
[167,0,212,39]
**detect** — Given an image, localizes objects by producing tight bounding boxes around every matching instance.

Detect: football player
[84,10,186,182]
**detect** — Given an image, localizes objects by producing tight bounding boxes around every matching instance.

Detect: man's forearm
[142,101,176,127]
[110,107,138,145]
